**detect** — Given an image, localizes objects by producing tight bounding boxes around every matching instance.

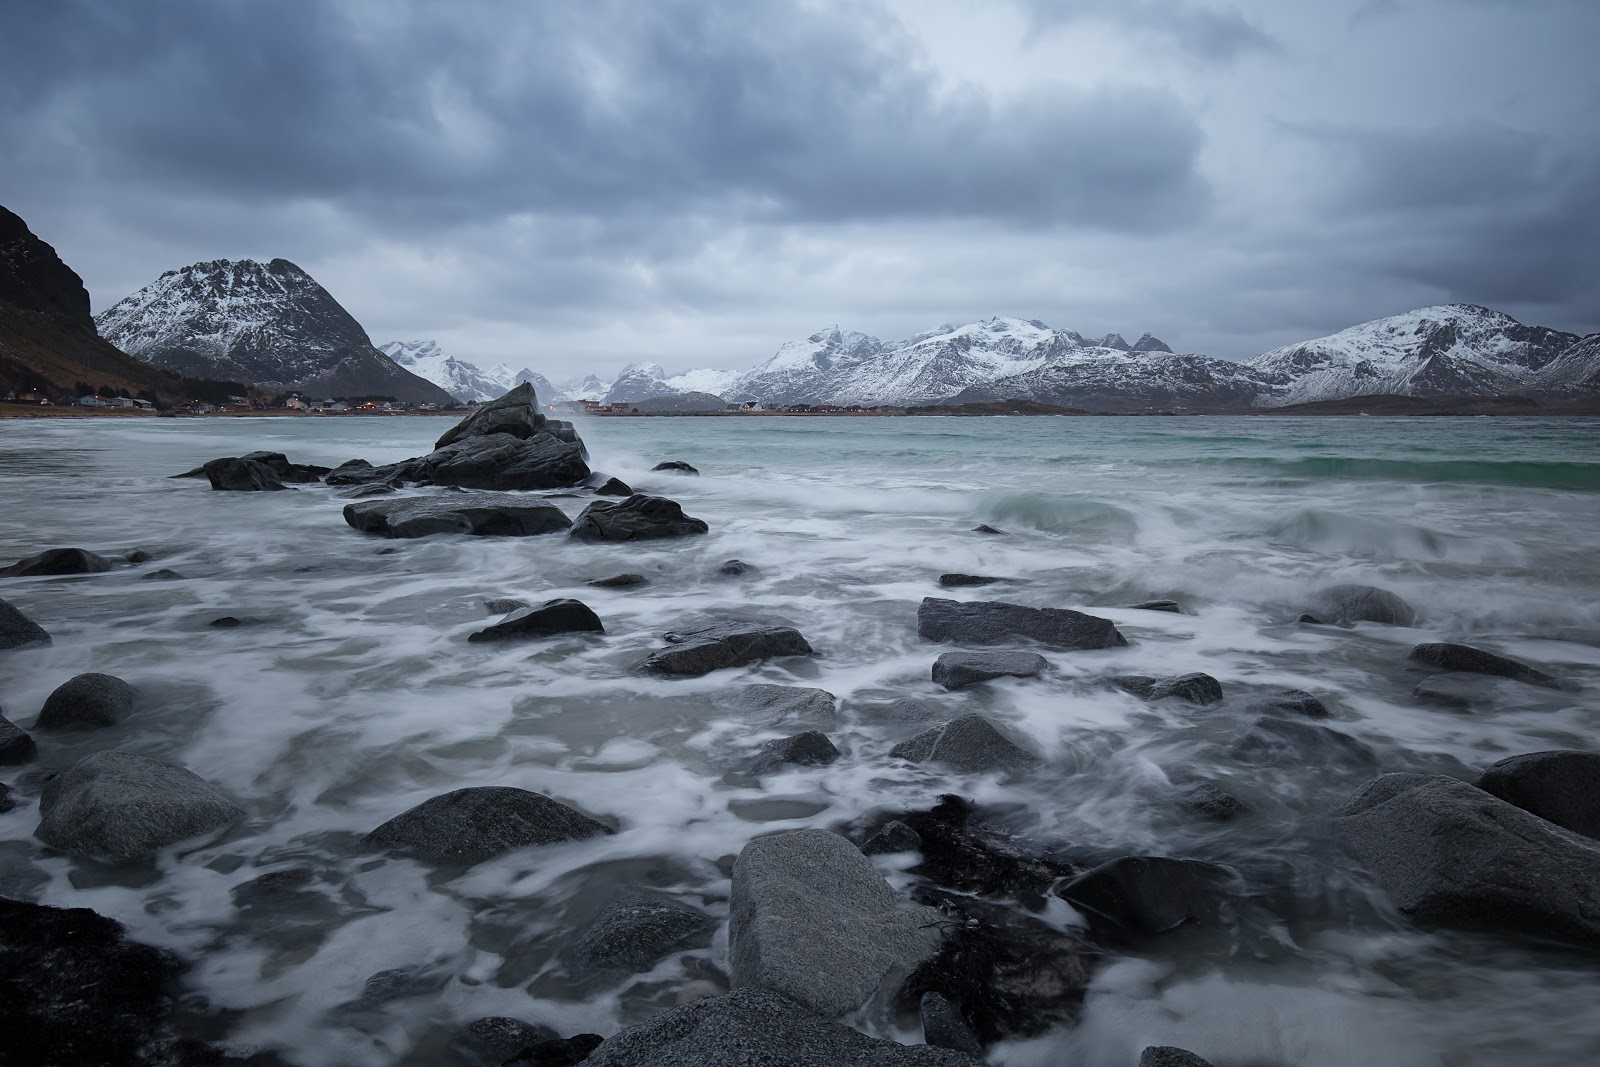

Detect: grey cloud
[1022,0,1280,63]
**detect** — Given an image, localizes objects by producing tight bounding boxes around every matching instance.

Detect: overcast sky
[4,0,1596,379]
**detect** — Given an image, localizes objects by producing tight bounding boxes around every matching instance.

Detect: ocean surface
[1,413,1598,1067]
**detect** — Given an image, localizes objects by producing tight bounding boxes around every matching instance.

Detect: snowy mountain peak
[377,340,557,403]
[1131,332,1172,353]
[1099,333,1132,351]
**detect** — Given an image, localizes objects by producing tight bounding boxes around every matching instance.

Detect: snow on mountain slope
[832,317,1067,405]
[725,326,885,404]
[1248,304,1578,404]
[1535,334,1600,395]
[378,341,559,404]
[955,348,1266,411]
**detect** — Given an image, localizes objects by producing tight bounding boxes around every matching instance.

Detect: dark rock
[35,672,138,729]
[0,896,225,1067]
[861,819,922,855]
[971,524,1005,535]
[342,482,396,499]
[1182,784,1245,821]
[919,992,983,1056]
[343,966,450,1009]
[0,781,12,814]
[729,828,942,1017]
[230,866,316,905]
[1306,584,1417,626]
[651,460,699,474]
[0,712,37,764]
[722,684,838,727]
[363,786,613,865]
[483,597,529,615]
[124,549,153,564]
[645,621,812,676]
[1477,750,1600,840]
[717,559,755,576]
[1058,856,1241,935]
[201,456,288,491]
[932,651,1047,691]
[0,597,51,650]
[1409,642,1558,688]
[1244,688,1329,718]
[451,1017,559,1067]
[468,598,604,643]
[505,1033,604,1066]
[938,574,1008,588]
[237,450,328,483]
[890,714,1040,774]
[343,494,572,538]
[1128,599,1184,613]
[1140,1048,1216,1067]
[1334,773,1600,946]
[569,494,708,542]
[1412,673,1539,710]
[435,383,560,449]
[142,568,185,581]
[3,547,113,576]
[917,597,1126,651]
[592,476,633,497]
[36,750,244,863]
[587,572,648,588]
[872,795,1071,905]
[749,731,840,774]
[1297,613,1324,624]
[1230,715,1377,767]
[580,988,983,1066]
[571,889,713,972]
[1115,672,1223,705]
[209,616,246,628]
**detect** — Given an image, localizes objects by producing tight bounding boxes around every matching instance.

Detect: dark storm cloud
[1022,0,1280,63]
[0,0,1206,233]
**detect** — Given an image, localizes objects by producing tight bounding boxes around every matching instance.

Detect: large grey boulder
[890,714,1040,774]
[342,494,571,538]
[917,598,1126,650]
[1243,688,1329,718]
[0,710,36,764]
[720,684,838,728]
[363,786,613,865]
[1115,672,1223,705]
[1334,773,1600,946]
[35,672,139,729]
[645,622,813,676]
[0,597,51,649]
[1304,584,1416,626]
[201,456,287,491]
[3,547,113,576]
[1477,751,1600,840]
[748,731,840,774]
[569,494,709,542]
[468,598,604,643]
[1409,642,1558,688]
[570,889,713,972]
[729,828,943,1017]
[36,751,244,864]
[582,988,983,1067]
[931,651,1047,691]
[434,381,566,448]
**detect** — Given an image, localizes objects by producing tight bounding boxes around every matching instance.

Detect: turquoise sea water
[1,414,1597,1066]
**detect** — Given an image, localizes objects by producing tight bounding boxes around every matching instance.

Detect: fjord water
[2,413,1598,1067]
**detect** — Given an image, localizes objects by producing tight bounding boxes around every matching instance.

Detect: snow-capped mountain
[96,259,454,404]
[1247,304,1579,404]
[558,374,610,401]
[1535,333,1600,394]
[377,339,556,404]
[600,363,741,406]
[723,326,886,405]
[953,347,1266,411]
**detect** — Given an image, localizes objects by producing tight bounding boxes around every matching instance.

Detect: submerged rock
[343,494,572,538]
[1115,672,1223,705]
[645,622,813,676]
[1128,599,1184,613]
[729,828,942,1017]
[1057,856,1241,935]
[868,795,1071,905]
[938,574,1009,588]
[717,559,755,576]
[932,651,1048,691]
[1305,584,1416,626]
[1412,673,1538,710]
[749,730,840,774]
[722,684,839,728]
[587,572,648,588]
[1230,715,1377,767]
[971,524,1005,535]
[1334,773,1600,946]
[1140,1048,1217,1067]
[483,597,530,615]
[35,672,139,729]
[504,1033,604,1066]
[201,456,287,491]
[468,598,604,643]
[0,597,51,650]
[1477,751,1600,840]
[1181,783,1246,822]
[451,1017,559,1067]
[890,714,1040,774]
[238,450,328,483]
[917,597,1126,651]
[0,711,36,764]
[364,786,613,865]
[3,547,112,576]
[1243,688,1329,719]
[569,494,709,542]
[581,988,983,1066]
[651,460,699,474]
[570,889,713,973]
[591,476,633,497]
[36,751,244,864]
[1409,642,1558,688]
[141,568,184,581]
[861,819,923,855]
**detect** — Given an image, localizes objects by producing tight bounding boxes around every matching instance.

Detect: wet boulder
[651,460,699,474]
[918,598,1126,651]
[720,684,838,728]
[1304,584,1416,626]
[0,781,12,814]
[450,1018,559,1067]
[0,597,51,649]
[35,672,139,729]
[729,828,943,1017]
[0,711,36,764]
[1128,599,1184,613]
[932,651,1048,691]
[1476,750,1600,840]
[141,568,184,581]
[3,547,113,576]
[1057,856,1241,935]
[468,599,604,643]
[1244,688,1329,719]
[363,786,612,865]
[591,476,633,497]
[1229,715,1377,768]
[570,889,713,973]
[569,494,708,542]
[581,988,984,1066]
[36,751,244,864]
[938,574,1009,588]
[861,819,922,855]
[1412,673,1538,711]
[971,524,1005,535]
[717,559,755,576]
[644,621,812,676]
[343,494,572,538]
[749,730,840,774]
[919,992,983,1056]
[1409,642,1558,688]
[435,382,559,448]
[1334,773,1600,946]
[1141,1049,1216,1067]
[870,795,1073,905]
[1115,672,1223,705]
[504,1033,604,1066]
[587,572,647,588]
[483,597,530,615]
[890,714,1040,774]
[201,456,287,491]
[238,450,329,483]
[1181,784,1246,822]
